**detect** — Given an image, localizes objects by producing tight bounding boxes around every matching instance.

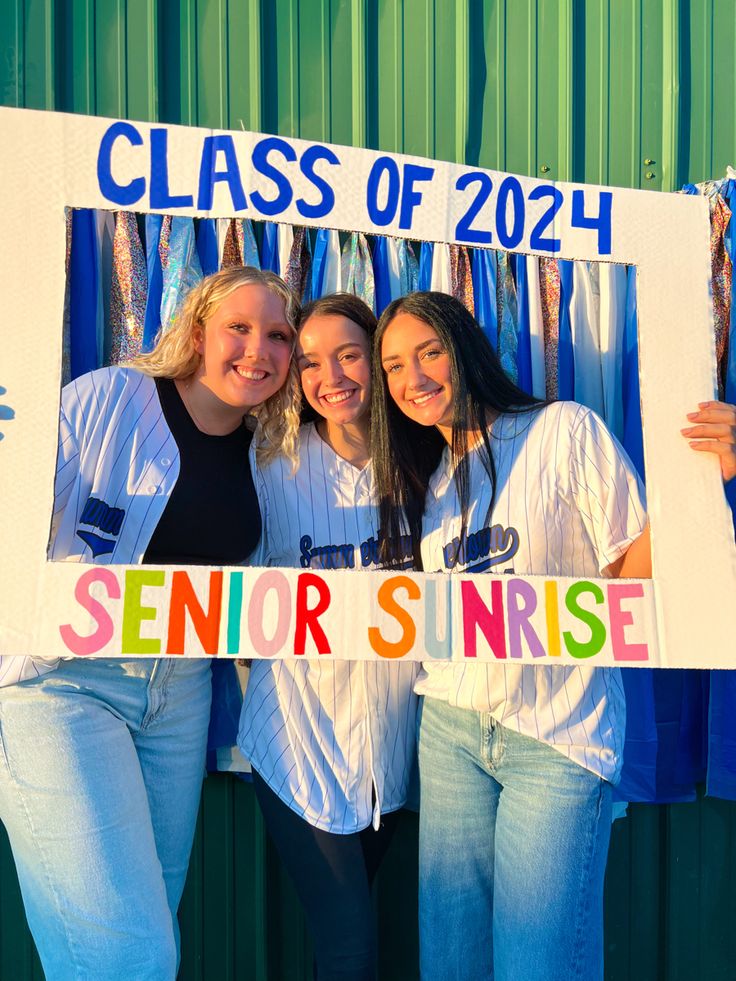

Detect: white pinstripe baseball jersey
[238,422,419,833]
[1,368,180,687]
[417,401,647,784]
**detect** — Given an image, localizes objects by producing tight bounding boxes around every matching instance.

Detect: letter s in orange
[367,575,421,659]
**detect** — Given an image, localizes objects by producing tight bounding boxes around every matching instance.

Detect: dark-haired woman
[371,290,736,981]
[239,293,417,981]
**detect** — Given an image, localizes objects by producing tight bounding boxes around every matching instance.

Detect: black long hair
[371,291,544,568]
[297,292,377,424]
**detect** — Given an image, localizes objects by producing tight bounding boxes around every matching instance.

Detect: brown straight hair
[371,291,544,567]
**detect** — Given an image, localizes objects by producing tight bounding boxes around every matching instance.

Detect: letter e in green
[121,569,165,654]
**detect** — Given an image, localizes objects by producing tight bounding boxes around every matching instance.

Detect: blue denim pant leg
[417,696,612,981]
[0,657,212,981]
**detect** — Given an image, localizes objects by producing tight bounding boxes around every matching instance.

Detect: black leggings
[252,770,401,981]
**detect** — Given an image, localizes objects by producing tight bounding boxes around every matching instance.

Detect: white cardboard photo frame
[0,106,734,667]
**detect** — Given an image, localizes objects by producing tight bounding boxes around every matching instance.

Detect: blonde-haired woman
[0,267,300,981]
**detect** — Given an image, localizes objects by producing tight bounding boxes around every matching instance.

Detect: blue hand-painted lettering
[399,164,434,229]
[150,128,194,209]
[0,385,15,441]
[251,137,297,216]
[97,121,145,206]
[366,156,401,226]
[197,135,247,212]
[297,145,339,219]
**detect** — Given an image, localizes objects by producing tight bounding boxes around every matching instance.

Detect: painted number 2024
[454,172,613,256]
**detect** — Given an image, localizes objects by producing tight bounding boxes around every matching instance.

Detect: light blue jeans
[0,657,212,981]
[417,696,612,981]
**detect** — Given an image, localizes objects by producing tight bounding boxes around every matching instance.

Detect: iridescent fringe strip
[449,244,475,316]
[110,212,147,364]
[538,256,561,400]
[342,232,376,311]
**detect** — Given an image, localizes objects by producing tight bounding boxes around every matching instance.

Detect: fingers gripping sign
[682,401,736,483]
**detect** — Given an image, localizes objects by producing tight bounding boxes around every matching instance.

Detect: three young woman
[371,290,736,981]
[0,266,301,981]
[3,259,734,981]
[239,293,418,980]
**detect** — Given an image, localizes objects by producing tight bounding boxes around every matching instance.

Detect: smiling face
[380,311,455,440]
[297,314,372,426]
[194,283,293,413]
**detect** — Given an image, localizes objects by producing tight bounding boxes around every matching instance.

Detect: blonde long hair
[132,266,301,467]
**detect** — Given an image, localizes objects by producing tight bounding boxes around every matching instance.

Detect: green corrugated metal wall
[6,783,736,980]
[2,1,736,978]
[2,0,735,186]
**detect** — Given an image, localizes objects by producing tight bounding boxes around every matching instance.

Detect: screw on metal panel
[644,158,655,165]
[645,171,655,179]
[540,165,550,173]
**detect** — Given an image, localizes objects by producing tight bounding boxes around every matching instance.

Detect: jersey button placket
[362,660,381,830]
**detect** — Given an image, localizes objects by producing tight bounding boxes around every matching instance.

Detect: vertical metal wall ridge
[697,0,715,184]
[40,0,56,110]
[177,0,198,126]
[690,0,712,187]
[453,0,469,165]
[69,0,95,115]
[556,0,573,182]
[280,0,301,137]
[350,0,367,148]
[124,0,159,121]
[496,0,507,170]
[631,0,643,190]
[712,0,736,189]
[598,0,612,186]
[245,0,262,132]
[424,0,435,158]
[0,1,22,107]
[293,0,320,141]
[525,0,536,178]
[662,0,682,191]
[94,0,126,119]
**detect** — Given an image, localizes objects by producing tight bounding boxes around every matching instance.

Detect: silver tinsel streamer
[398,239,419,294]
[341,232,375,312]
[160,218,203,332]
[285,227,312,302]
[110,212,147,364]
[496,251,518,383]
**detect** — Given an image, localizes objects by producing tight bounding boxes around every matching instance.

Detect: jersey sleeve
[568,406,647,574]
[48,398,81,549]
[47,369,111,557]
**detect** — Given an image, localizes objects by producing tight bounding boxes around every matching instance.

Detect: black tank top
[143,378,261,565]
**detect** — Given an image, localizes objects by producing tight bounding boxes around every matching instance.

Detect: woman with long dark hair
[239,293,418,981]
[371,290,735,981]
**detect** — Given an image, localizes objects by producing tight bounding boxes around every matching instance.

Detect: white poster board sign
[1,107,734,667]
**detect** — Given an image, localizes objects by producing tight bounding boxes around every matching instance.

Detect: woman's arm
[606,401,736,579]
[605,523,651,579]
